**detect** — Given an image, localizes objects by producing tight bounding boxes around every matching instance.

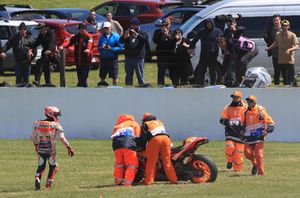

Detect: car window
[11,13,46,20]
[11,25,40,38]
[166,11,185,25]
[283,16,300,36]
[182,11,198,23]
[159,4,182,14]
[237,17,271,38]
[95,3,117,16]
[0,26,10,39]
[115,3,137,16]
[65,11,86,20]
[138,5,149,15]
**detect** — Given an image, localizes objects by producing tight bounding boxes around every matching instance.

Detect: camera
[214,14,242,23]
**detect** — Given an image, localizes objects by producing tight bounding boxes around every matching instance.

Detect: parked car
[180,0,300,74]
[0,4,32,19]
[34,19,101,68]
[10,8,105,27]
[140,5,206,60]
[92,0,183,29]
[0,19,41,72]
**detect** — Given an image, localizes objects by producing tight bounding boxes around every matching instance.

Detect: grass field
[0,140,300,198]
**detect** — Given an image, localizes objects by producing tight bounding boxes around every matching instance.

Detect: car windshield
[11,13,46,20]
[64,24,97,35]
[181,15,201,33]
[61,10,105,22]
[159,4,182,14]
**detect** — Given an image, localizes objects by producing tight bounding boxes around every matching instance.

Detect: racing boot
[35,177,41,190]
[251,166,258,175]
[45,179,53,189]
[227,162,233,169]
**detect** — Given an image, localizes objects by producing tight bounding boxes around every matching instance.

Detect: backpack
[239,67,272,88]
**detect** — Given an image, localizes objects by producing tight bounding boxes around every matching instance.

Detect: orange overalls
[142,120,177,185]
[111,115,141,186]
[221,101,247,171]
[243,105,275,175]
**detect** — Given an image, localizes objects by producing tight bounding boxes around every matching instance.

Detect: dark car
[10,8,105,27]
[0,4,32,19]
[93,0,183,29]
[34,19,101,67]
[139,5,206,60]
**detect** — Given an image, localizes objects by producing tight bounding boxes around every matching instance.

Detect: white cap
[102,21,112,28]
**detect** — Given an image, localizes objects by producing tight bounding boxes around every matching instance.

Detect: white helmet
[45,106,61,121]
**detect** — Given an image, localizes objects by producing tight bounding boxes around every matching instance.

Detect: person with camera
[59,23,93,87]
[264,14,282,86]
[191,18,223,86]
[266,20,298,87]
[169,28,191,86]
[120,18,148,86]
[97,21,123,86]
[1,22,36,85]
[220,91,247,172]
[153,18,174,86]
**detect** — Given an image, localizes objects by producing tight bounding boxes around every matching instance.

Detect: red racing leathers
[30,118,73,187]
[111,114,141,186]
[243,104,275,175]
[220,100,247,171]
[140,116,177,185]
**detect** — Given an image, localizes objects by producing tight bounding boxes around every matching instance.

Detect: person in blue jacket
[98,21,123,86]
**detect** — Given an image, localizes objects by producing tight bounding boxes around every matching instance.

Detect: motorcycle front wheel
[189,154,218,183]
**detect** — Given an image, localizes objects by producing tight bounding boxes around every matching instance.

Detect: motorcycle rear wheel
[189,154,218,183]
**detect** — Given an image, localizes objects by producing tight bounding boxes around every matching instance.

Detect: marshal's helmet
[45,106,61,121]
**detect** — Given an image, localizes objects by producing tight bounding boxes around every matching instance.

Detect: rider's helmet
[183,137,197,145]
[45,106,61,121]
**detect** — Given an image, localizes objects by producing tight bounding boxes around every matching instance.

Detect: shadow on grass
[0,187,34,193]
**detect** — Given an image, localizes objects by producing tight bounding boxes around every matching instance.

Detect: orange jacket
[111,115,141,151]
[243,104,275,144]
[221,101,247,142]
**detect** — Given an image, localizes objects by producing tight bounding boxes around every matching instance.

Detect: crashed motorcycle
[134,136,218,183]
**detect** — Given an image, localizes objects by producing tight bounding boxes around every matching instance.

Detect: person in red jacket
[30,106,74,190]
[243,95,275,176]
[111,114,141,186]
[220,91,247,172]
[140,112,177,185]
[59,23,93,87]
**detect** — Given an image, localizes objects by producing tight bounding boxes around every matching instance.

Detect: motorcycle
[134,136,218,183]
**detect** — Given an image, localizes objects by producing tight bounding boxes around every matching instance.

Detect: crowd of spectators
[0,11,298,88]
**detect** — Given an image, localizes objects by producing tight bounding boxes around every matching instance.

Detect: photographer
[120,18,148,86]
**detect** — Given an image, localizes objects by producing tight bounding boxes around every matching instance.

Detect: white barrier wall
[0,87,300,142]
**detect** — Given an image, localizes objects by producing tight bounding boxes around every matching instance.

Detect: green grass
[0,140,300,198]
[3,0,104,9]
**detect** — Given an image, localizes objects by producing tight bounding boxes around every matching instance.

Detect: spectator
[153,18,174,85]
[191,18,223,86]
[120,18,148,86]
[86,9,100,31]
[97,21,123,86]
[59,23,93,87]
[2,22,35,85]
[169,28,191,86]
[243,95,275,176]
[32,23,56,86]
[266,20,298,87]
[105,12,123,36]
[264,14,282,86]
[226,26,258,86]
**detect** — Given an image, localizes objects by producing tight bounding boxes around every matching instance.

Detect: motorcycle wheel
[189,154,218,183]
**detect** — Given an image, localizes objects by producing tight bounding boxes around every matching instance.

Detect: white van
[181,0,300,74]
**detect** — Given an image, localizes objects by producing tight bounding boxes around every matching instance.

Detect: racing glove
[67,146,75,157]
[266,125,275,133]
[220,119,229,126]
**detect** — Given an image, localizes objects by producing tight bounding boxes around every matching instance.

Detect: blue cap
[130,18,140,25]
